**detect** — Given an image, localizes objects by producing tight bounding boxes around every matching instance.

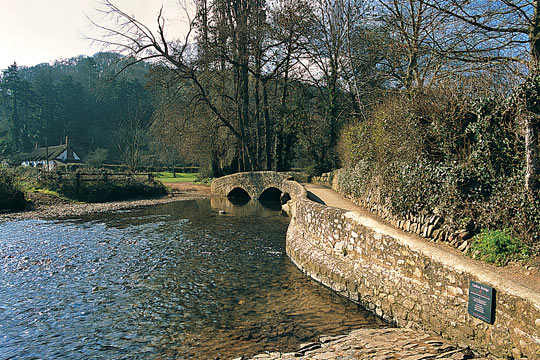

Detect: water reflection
[0,199,387,359]
[211,196,282,212]
[224,196,251,206]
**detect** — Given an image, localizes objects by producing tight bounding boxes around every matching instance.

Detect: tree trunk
[531,2,540,72]
[211,147,222,178]
[275,124,284,171]
[526,113,540,194]
[263,81,272,170]
[526,2,540,194]
[240,65,251,170]
[275,50,292,172]
[328,71,339,148]
[237,1,251,171]
[255,75,263,169]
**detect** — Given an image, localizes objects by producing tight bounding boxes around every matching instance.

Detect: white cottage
[21,142,81,169]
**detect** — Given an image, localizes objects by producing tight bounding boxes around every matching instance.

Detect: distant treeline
[0,52,154,168]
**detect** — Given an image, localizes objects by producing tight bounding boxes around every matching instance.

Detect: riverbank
[0,182,212,220]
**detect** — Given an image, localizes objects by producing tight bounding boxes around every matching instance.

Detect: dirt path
[305,183,383,218]
[166,182,213,196]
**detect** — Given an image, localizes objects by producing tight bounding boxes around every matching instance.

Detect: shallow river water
[0,198,386,359]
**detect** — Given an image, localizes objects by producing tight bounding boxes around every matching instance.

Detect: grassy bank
[38,170,168,203]
[153,172,199,183]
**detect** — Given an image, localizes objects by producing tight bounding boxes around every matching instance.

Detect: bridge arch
[258,187,282,202]
[226,187,251,205]
[227,187,251,199]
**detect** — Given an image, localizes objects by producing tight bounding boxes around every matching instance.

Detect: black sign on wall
[468,281,495,324]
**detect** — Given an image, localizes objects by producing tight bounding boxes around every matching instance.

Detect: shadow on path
[307,191,326,205]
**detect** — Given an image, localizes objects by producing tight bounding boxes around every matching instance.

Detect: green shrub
[39,170,167,203]
[340,95,425,167]
[14,166,40,190]
[68,180,167,203]
[470,228,529,266]
[383,160,443,216]
[336,160,374,200]
[85,148,109,167]
[194,177,214,185]
[0,167,26,211]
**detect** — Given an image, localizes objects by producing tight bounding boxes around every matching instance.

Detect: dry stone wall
[287,197,540,358]
[328,168,476,255]
[312,171,335,186]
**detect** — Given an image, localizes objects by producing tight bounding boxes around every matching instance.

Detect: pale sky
[0,0,190,70]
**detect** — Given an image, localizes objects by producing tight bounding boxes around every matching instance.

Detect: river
[0,198,386,359]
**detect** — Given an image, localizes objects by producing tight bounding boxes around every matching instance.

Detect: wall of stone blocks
[286,198,540,358]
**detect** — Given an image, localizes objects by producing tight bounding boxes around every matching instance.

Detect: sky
[0,0,189,71]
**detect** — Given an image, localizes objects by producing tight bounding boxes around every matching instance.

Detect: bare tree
[115,98,151,170]
[262,0,312,170]
[195,0,310,170]
[90,0,257,171]
[294,0,376,171]
[425,0,537,70]
[89,0,390,175]
[423,0,540,193]
[377,0,453,91]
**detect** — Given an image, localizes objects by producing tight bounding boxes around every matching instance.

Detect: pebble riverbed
[244,328,499,360]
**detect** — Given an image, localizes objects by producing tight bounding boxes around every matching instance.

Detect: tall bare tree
[424,0,540,193]
[377,0,453,91]
[90,0,390,175]
[90,0,258,172]
[425,0,537,70]
[262,0,311,170]
[295,0,375,170]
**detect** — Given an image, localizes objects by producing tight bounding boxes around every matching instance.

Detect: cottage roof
[24,144,80,162]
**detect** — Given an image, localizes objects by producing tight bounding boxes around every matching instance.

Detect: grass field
[153,172,199,183]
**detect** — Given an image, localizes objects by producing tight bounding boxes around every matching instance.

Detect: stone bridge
[210,171,306,201]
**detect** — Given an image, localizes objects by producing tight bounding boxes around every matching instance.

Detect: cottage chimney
[65,136,69,149]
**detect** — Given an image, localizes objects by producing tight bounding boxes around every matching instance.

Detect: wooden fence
[40,171,156,193]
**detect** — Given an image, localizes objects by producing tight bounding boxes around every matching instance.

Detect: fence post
[76,173,81,195]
